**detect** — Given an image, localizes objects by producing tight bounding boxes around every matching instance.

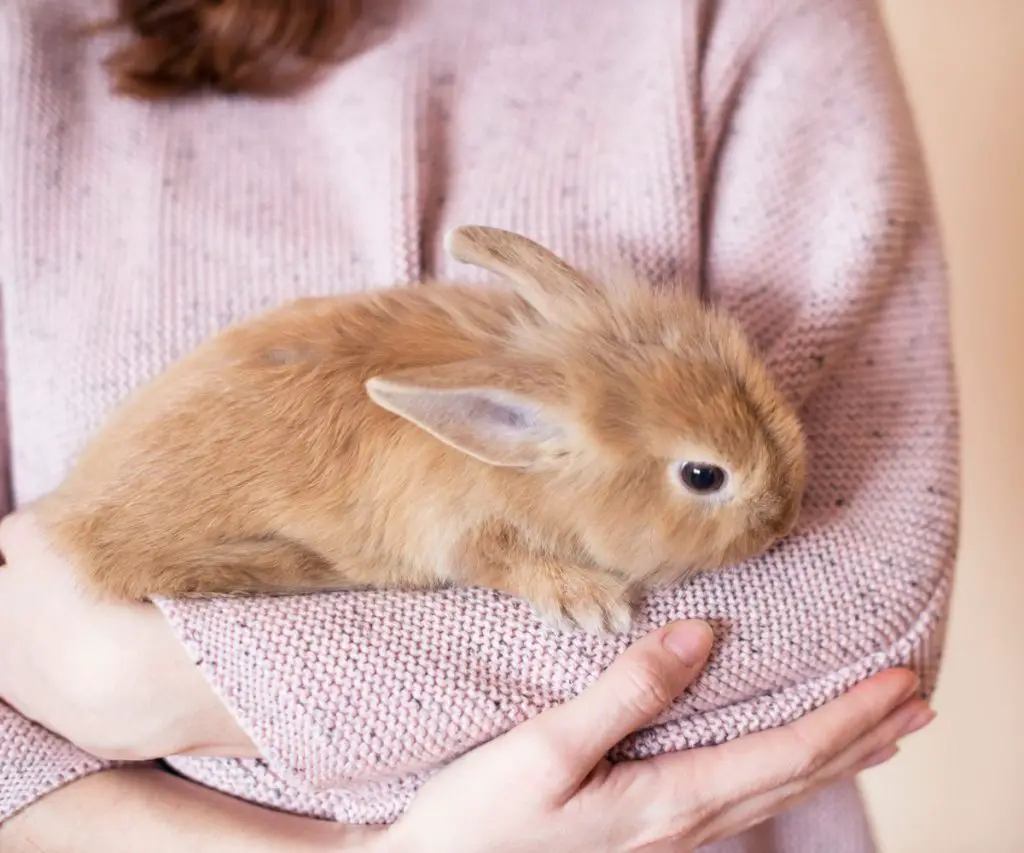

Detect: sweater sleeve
[0,710,113,825]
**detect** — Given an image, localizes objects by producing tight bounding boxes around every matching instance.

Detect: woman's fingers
[798,695,932,784]
[620,667,919,829]
[853,743,899,772]
[678,668,919,806]
[637,675,927,849]
[693,697,933,846]
[510,621,714,791]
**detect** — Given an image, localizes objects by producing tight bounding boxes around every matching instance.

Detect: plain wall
[861,2,1024,851]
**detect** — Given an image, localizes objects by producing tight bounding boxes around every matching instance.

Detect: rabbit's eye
[679,462,727,494]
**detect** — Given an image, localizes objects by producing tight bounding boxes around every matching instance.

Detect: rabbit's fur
[34,226,806,633]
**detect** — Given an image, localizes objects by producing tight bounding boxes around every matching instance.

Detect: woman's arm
[0,565,929,853]
[698,0,958,693]
[0,766,378,853]
[701,0,956,412]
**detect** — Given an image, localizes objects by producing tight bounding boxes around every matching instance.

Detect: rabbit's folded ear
[444,225,607,325]
[365,359,569,468]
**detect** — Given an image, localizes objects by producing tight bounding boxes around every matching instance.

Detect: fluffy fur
[33,226,806,633]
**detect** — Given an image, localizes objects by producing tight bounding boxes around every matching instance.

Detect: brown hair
[99,0,362,99]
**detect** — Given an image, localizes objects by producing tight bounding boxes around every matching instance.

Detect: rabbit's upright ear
[444,226,607,324]
[365,359,570,468]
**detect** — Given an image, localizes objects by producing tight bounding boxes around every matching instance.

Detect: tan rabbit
[33,226,806,634]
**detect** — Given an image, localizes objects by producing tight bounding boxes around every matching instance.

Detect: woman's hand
[0,511,258,760]
[381,621,932,853]
[0,508,933,852]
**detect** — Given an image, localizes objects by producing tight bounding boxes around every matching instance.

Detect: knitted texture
[0,0,957,848]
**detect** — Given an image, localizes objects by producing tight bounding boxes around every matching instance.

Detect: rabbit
[32,225,806,634]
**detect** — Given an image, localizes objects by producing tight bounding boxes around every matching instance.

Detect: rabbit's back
[36,283,532,599]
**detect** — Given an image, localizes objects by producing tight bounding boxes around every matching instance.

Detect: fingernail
[663,621,714,666]
[860,744,899,771]
[900,674,921,701]
[899,706,935,738]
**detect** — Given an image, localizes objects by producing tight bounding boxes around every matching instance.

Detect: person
[0,0,958,850]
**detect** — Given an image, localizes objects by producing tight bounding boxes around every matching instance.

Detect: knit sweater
[0,0,958,850]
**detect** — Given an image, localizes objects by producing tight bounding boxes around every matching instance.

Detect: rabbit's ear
[444,226,606,324]
[366,359,569,468]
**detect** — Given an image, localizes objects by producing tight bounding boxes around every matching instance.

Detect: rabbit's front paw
[529,569,635,636]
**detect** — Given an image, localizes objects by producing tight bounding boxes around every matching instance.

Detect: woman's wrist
[0,766,382,853]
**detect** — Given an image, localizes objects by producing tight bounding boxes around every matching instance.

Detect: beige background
[860,2,1024,851]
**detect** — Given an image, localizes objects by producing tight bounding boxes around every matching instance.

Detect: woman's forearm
[0,766,382,853]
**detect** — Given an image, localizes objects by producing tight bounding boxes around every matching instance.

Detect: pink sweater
[0,0,958,850]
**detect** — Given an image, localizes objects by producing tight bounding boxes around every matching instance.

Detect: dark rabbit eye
[679,462,727,494]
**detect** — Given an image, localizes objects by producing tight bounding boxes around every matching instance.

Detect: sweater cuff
[0,702,113,825]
